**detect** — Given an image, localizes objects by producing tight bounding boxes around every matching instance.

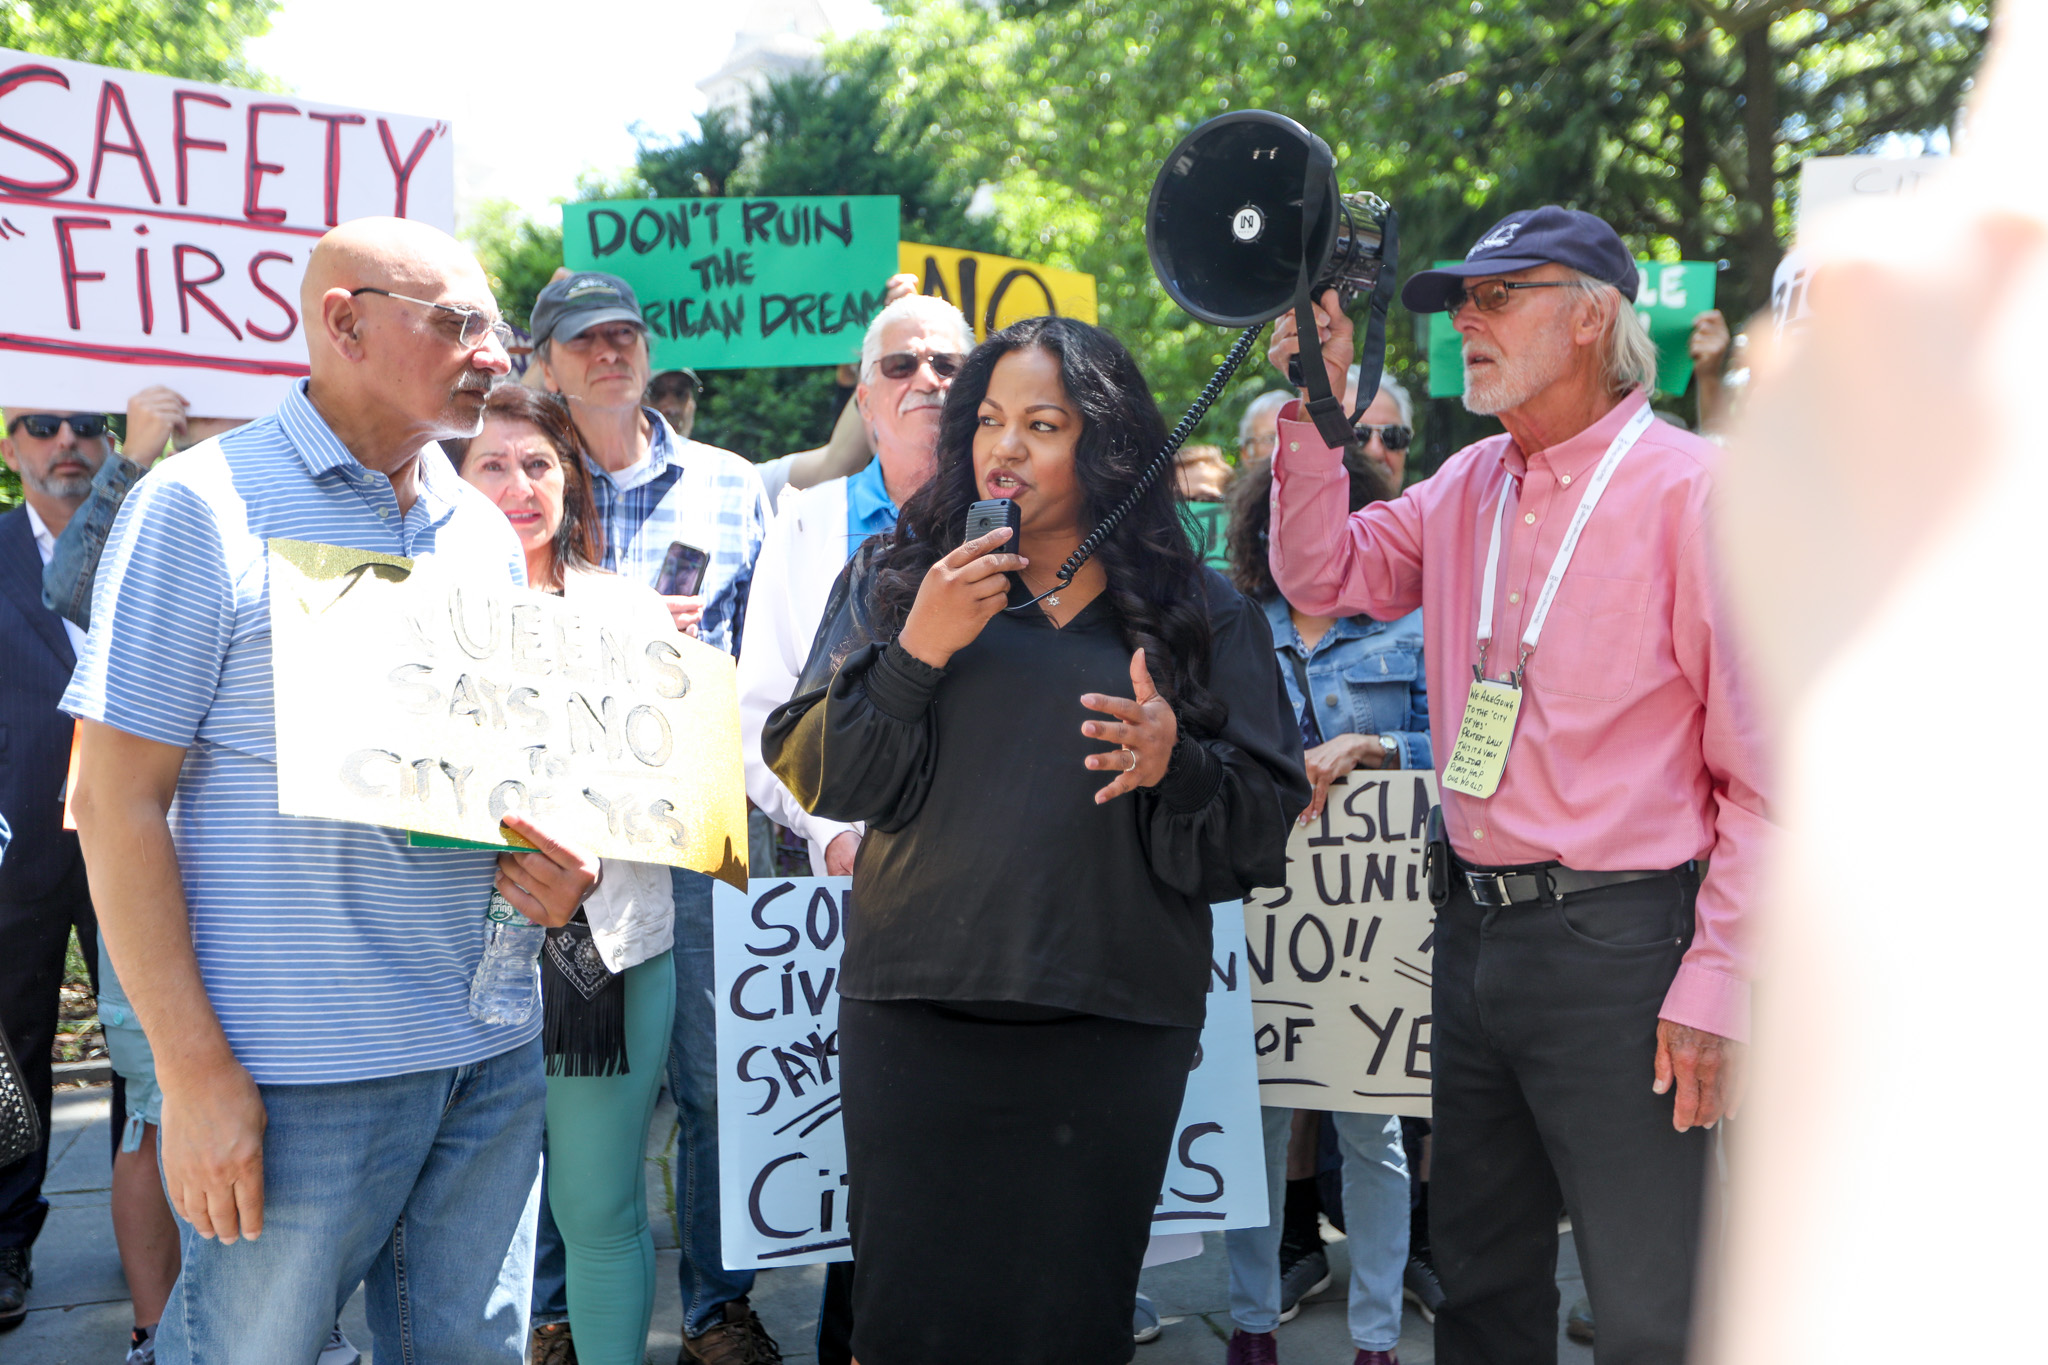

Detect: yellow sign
[1441,679,1523,799]
[899,242,1098,341]
[267,539,749,889]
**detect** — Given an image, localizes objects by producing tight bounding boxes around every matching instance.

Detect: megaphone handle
[1292,141,1354,452]
[1008,321,1268,613]
[1349,208,1401,428]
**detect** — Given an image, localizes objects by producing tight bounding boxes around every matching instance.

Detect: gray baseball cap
[530,272,644,345]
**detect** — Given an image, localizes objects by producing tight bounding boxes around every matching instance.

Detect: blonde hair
[1568,273,1659,395]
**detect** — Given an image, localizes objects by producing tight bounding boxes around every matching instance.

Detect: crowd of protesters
[0,203,1760,1365]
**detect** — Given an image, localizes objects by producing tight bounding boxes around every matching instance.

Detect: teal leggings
[544,950,676,1365]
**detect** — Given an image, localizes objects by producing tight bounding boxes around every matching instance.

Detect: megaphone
[1146,109,1392,328]
[1017,110,1399,606]
[1144,110,1399,451]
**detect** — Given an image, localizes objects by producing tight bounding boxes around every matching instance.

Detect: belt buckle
[1466,872,1514,907]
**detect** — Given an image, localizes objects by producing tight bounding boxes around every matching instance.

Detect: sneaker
[0,1247,28,1331]
[1225,1328,1280,1365]
[1402,1254,1445,1324]
[1566,1295,1594,1345]
[1277,1245,1331,1323]
[680,1298,783,1365]
[317,1323,361,1365]
[531,1320,577,1365]
[1133,1291,1162,1344]
[125,1326,156,1365]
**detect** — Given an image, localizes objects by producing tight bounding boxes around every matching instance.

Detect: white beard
[1463,333,1573,416]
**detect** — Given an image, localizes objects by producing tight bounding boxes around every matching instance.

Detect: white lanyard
[1474,403,1655,685]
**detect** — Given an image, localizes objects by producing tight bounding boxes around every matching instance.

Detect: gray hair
[1237,389,1294,448]
[860,294,975,381]
[1346,364,1413,425]
[1568,273,1659,395]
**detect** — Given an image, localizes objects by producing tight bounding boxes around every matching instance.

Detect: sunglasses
[1445,279,1571,317]
[877,350,965,381]
[7,412,108,440]
[1353,423,1412,451]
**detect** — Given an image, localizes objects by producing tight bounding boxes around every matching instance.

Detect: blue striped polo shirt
[61,381,539,1085]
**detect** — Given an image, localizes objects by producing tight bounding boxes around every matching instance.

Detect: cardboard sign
[0,46,452,416]
[1427,259,1718,397]
[899,242,1098,341]
[713,880,1270,1271]
[562,196,899,370]
[1244,773,1440,1116]
[267,539,748,887]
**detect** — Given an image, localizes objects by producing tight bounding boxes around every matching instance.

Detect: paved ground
[14,1086,1596,1364]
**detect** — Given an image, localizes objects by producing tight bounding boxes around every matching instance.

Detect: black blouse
[763,567,1310,1029]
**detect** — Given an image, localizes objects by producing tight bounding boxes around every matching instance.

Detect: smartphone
[961,499,1022,558]
[655,541,711,597]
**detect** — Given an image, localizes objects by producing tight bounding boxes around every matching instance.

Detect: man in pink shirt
[1267,206,1769,1365]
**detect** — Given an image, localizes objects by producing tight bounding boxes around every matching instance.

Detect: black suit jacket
[0,507,85,903]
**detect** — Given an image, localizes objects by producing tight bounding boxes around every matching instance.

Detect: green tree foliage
[0,0,279,508]
[0,0,278,87]
[860,0,1988,470]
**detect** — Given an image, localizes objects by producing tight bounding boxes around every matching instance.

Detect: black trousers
[0,861,98,1250]
[1431,870,1709,1365]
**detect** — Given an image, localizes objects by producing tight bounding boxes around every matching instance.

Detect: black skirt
[838,998,1200,1365]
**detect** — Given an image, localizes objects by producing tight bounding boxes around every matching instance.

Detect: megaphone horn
[1145,110,1400,450]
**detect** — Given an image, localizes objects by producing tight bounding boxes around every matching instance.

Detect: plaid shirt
[585,411,770,656]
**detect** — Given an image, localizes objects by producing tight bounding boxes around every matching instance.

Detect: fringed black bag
[541,915,628,1077]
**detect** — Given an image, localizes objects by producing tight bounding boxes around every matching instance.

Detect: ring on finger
[1121,744,1137,772]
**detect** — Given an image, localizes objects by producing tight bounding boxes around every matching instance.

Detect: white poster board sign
[1779,154,1948,341]
[1244,773,1440,1117]
[0,47,452,415]
[267,540,749,885]
[713,879,1270,1271]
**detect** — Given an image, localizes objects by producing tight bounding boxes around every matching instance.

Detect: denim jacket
[41,452,143,630]
[1262,593,1431,771]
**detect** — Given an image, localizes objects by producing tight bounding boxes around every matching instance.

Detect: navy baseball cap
[529,272,644,345]
[1401,207,1638,313]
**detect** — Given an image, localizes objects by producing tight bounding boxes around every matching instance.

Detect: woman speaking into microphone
[765,316,1308,1364]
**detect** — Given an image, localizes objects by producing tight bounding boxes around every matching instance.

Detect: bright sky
[247,0,883,229]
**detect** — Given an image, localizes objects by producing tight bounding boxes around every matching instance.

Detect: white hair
[1237,389,1294,448]
[1567,273,1659,395]
[1347,364,1413,425]
[860,294,975,381]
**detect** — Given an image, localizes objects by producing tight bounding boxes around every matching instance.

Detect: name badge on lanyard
[1441,404,1655,799]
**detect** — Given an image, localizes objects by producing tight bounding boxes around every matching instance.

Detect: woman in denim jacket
[1215,444,1430,1365]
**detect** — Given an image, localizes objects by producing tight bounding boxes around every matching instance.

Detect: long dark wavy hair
[445,385,604,574]
[867,315,1227,735]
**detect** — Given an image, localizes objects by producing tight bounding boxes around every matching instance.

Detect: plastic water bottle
[469,889,545,1025]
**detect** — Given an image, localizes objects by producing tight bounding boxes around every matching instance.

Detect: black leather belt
[1460,861,1700,908]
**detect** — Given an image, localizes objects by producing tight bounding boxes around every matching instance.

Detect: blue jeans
[668,867,755,1335]
[1226,1107,1411,1351]
[154,1039,546,1365]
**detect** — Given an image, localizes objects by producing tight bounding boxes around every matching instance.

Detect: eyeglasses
[1353,423,1412,451]
[1446,279,1571,317]
[556,322,646,354]
[876,350,964,381]
[349,287,514,350]
[7,412,107,440]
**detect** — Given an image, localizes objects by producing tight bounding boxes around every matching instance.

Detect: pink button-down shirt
[1269,388,1768,1041]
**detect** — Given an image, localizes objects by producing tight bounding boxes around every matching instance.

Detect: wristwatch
[1377,734,1400,768]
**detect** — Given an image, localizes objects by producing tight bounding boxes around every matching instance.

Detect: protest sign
[713,880,1269,1271]
[899,242,1098,341]
[562,196,898,370]
[1427,259,1717,397]
[1244,773,1440,1117]
[1776,155,1947,341]
[267,539,748,887]
[0,46,452,416]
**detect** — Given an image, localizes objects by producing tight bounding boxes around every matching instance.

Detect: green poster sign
[1425,260,1718,399]
[562,196,900,370]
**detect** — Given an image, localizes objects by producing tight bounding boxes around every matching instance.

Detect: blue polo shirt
[61,382,537,1085]
[843,456,898,549]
